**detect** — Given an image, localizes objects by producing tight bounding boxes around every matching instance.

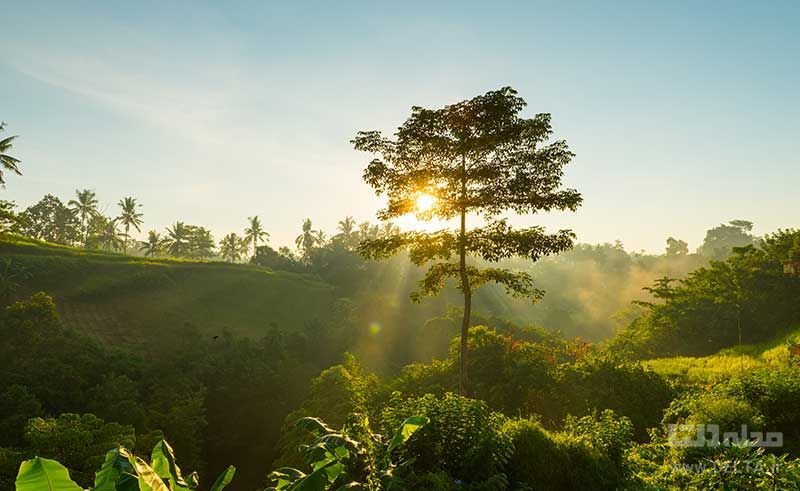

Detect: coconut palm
[68,189,99,247]
[116,197,144,254]
[244,216,269,259]
[163,221,192,257]
[295,218,323,262]
[336,216,359,249]
[0,123,22,186]
[219,233,247,263]
[141,230,163,257]
[93,216,125,252]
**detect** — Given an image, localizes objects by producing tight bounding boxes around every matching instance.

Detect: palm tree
[0,123,22,186]
[116,197,144,254]
[336,216,358,249]
[295,218,323,262]
[94,216,125,252]
[219,233,247,263]
[244,216,269,259]
[141,230,163,257]
[163,222,191,257]
[68,189,99,247]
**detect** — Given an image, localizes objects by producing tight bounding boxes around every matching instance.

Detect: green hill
[1,234,334,347]
[644,324,800,384]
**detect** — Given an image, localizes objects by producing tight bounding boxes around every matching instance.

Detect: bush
[379,392,513,486]
[556,355,672,440]
[503,418,621,491]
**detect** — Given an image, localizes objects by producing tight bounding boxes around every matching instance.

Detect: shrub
[379,392,513,486]
[502,418,621,491]
[556,355,672,440]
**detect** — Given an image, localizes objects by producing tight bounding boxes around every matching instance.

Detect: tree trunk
[123,225,129,255]
[458,156,471,396]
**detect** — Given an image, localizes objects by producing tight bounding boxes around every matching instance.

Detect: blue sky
[1,1,798,252]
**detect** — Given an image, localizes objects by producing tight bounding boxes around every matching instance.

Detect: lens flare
[415,193,436,212]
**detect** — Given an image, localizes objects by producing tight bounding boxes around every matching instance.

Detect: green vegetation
[0,233,333,343]
[3,87,800,490]
[355,86,581,394]
[14,439,235,491]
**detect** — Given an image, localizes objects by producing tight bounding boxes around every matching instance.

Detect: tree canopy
[353,86,582,393]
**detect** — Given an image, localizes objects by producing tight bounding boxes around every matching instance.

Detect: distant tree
[187,225,215,259]
[665,237,689,256]
[220,232,247,262]
[89,215,124,252]
[163,221,192,257]
[68,189,99,247]
[354,86,581,394]
[335,216,359,250]
[295,218,323,262]
[140,230,163,257]
[0,122,22,186]
[380,221,400,238]
[20,194,78,244]
[0,200,22,232]
[252,244,306,272]
[358,221,380,241]
[244,215,269,259]
[698,220,756,260]
[116,197,143,254]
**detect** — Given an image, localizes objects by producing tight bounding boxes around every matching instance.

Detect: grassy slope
[1,234,334,346]
[644,325,800,384]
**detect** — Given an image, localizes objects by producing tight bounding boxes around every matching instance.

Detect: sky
[1,1,798,253]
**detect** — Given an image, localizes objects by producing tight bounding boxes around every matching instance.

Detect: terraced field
[1,234,334,347]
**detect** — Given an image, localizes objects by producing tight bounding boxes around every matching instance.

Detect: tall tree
[295,219,323,262]
[116,197,144,254]
[141,230,163,257]
[163,222,191,257]
[89,215,124,252]
[220,233,247,262]
[698,220,756,260]
[20,195,78,244]
[0,123,22,186]
[665,237,689,256]
[68,189,99,247]
[187,225,215,259]
[335,216,359,250]
[244,216,269,259]
[353,87,581,394]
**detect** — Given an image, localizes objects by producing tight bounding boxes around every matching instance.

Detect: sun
[415,193,436,213]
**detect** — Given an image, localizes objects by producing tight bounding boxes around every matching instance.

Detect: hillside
[1,234,334,347]
[644,324,800,384]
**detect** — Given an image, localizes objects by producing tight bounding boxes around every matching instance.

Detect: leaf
[15,457,83,491]
[126,453,170,491]
[93,448,135,491]
[387,416,429,454]
[286,462,341,491]
[150,440,189,490]
[296,417,335,436]
[209,465,236,491]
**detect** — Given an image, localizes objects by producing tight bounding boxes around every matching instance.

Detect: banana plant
[267,414,428,491]
[14,439,235,491]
